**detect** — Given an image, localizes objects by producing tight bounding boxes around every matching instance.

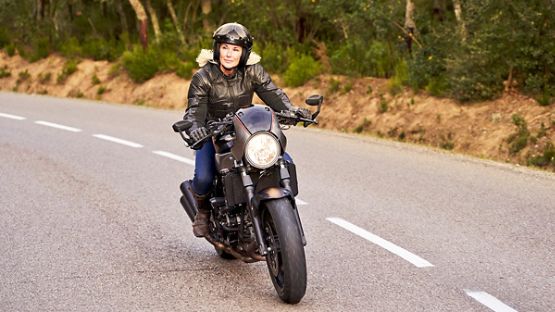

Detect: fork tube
[239,166,268,255]
[278,159,307,246]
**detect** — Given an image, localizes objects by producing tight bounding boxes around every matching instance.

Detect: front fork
[238,165,268,256]
[238,158,307,256]
[277,159,307,246]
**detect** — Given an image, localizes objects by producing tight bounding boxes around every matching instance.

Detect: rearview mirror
[305,94,323,106]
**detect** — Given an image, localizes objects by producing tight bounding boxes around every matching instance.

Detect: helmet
[212,23,254,68]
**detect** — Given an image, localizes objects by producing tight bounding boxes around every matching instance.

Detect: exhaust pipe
[179,180,198,222]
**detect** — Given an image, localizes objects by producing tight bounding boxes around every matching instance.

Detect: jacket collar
[195,49,261,67]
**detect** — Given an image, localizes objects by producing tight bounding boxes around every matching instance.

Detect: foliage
[38,72,51,84]
[176,62,194,80]
[0,0,553,104]
[528,143,555,168]
[122,47,160,83]
[16,70,31,84]
[57,59,79,84]
[283,53,320,87]
[0,65,10,78]
[507,114,530,155]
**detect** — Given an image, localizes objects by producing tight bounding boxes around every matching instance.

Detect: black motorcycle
[172,95,323,304]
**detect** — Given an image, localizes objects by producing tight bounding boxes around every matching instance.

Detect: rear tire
[262,198,307,304]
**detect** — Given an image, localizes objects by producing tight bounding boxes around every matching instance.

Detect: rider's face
[219,43,243,69]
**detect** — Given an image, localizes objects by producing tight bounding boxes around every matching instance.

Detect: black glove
[189,126,209,142]
[294,107,312,119]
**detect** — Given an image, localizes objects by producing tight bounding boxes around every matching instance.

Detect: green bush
[528,143,555,168]
[447,51,504,102]
[408,45,448,91]
[176,61,194,80]
[0,28,9,48]
[38,72,51,84]
[82,37,123,61]
[59,37,83,58]
[328,78,340,94]
[122,47,160,83]
[507,114,530,155]
[262,42,287,74]
[57,59,79,84]
[29,38,50,62]
[283,54,320,87]
[330,40,395,77]
[0,65,10,78]
[91,74,101,85]
[5,43,16,56]
[16,70,31,84]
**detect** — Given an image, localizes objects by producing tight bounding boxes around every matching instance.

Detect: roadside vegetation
[0,0,553,170]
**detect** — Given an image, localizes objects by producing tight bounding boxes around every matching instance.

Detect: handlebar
[173,109,318,149]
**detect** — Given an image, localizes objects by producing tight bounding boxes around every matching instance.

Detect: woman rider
[183,22,310,237]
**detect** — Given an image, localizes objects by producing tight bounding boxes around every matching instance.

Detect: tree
[166,0,185,45]
[404,0,416,53]
[145,0,161,43]
[128,0,148,49]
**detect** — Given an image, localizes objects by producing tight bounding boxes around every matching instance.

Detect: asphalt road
[1,92,553,312]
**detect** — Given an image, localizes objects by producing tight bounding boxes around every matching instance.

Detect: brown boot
[192,193,210,238]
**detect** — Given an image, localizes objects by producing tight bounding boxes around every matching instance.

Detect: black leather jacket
[183,62,293,132]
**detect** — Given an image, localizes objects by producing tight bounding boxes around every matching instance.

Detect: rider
[183,22,310,237]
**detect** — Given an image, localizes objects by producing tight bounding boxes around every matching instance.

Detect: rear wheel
[262,198,307,304]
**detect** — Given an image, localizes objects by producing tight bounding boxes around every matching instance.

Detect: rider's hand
[294,107,312,119]
[189,126,209,142]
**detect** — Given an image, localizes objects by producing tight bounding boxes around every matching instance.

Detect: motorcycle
[172,95,323,304]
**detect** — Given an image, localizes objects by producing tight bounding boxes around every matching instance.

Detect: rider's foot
[192,209,210,237]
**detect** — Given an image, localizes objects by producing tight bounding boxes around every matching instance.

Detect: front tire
[262,198,307,304]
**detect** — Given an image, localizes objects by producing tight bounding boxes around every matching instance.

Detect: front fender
[252,187,293,209]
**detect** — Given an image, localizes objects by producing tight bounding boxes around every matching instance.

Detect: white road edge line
[326,217,434,268]
[465,290,518,312]
[295,198,308,205]
[35,120,82,132]
[92,134,143,148]
[0,112,26,120]
[152,150,195,166]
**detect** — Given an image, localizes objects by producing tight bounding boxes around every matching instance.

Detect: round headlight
[245,133,280,169]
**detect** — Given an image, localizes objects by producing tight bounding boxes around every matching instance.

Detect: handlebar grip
[172,120,192,133]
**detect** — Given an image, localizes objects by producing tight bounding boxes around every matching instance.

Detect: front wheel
[262,198,307,304]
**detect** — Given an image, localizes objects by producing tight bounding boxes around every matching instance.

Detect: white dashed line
[326,217,434,268]
[465,290,518,312]
[35,120,82,132]
[0,112,26,120]
[92,134,143,148]
[152,150,195,166]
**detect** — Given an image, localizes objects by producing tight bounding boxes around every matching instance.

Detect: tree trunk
[452,0,467,41]
[128,0,149,49]
[36,0,46,21]
[432,0,445,22]
[405,0,416,54]
[116,0,129,36]
[146,0,161,44]
[201,0,211,32]
[167,0,185,45]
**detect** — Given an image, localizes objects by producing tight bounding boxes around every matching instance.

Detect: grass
[57,59,78,84]
[507,114,530,155]
[0,65,10,78]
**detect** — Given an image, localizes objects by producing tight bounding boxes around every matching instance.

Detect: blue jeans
[192,141,216,195]
[191,141,294,196]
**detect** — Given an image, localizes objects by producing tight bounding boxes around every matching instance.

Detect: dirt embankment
[1,52,554,171]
